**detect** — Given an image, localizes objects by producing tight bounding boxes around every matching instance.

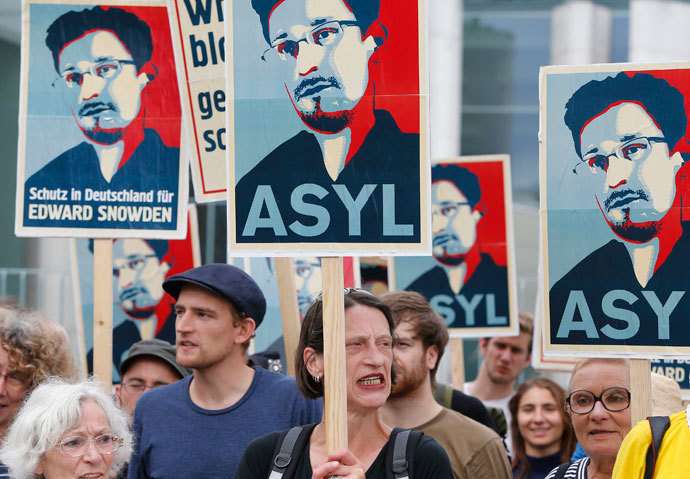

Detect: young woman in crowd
[510,377,577,479]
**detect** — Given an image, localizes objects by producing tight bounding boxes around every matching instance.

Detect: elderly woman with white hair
[0,378,131,479]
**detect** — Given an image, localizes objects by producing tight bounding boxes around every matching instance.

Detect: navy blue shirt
[128,368,322,479]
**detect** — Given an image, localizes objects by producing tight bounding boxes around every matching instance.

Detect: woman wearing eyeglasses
[0,378,131,479]
[236,289,453,479]
[545,358,631,479]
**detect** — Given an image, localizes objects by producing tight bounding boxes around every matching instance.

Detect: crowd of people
[0,263,685,479]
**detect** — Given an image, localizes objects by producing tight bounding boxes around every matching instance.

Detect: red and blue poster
[72,206,200,382]
[244,257,356,370]
[541,63,690,355]
[16,0,188,238]
[394,156,518,338]
[226,0,430,256]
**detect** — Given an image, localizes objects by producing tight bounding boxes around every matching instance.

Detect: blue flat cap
[162,263,266,327]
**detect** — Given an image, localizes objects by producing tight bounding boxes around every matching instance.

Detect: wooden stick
[92,239,113,391]
[450,338,464,389]
[630,358,652,425]
[322,257,348,453]
[274,257,301,377]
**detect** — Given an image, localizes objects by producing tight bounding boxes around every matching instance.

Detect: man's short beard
[78,101,125,144]
[389,361,426,398]
[298,97,352,133]
[486,369,513,385]
[609,209,663,243]
[176,354,222,371]
[83,125,125,144]
[121,305,156,320]
[433,248,467,267]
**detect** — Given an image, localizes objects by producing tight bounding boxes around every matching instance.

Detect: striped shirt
[545,457,590,479]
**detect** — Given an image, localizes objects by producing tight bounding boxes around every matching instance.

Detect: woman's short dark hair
[295,289,395,399]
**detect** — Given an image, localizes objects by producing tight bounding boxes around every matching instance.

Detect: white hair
[0,378,132,479]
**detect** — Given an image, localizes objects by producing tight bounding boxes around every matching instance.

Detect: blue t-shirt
[128,368,322,479]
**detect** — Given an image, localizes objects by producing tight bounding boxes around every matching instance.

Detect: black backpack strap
[644,416,671,479]
[268,424,316,479]
[553,462,571,479]
[387,428,423,479]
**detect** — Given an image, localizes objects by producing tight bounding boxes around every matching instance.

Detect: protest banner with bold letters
[541,63,690,356]
[16,0,188,238]
[395,156,518,338]
[168,0,227,203]
[225,0,429,256]
[72,205,200,382]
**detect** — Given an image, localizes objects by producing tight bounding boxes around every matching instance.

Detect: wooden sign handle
[274,257,301,377]
[630,358,651,425]
[450,338,464,389]
[321,257,348,453]
[92,238,113,392]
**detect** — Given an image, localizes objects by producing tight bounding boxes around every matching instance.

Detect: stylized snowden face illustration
[113,239,169,320]
[266,0,378,132]
[58,30,150,144]
[431,180,482,267]
[579,102,684,243]
[294,258,321,318]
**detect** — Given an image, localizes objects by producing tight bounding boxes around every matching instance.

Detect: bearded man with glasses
[236,0,421,244]
[23,6,180,229]
[406,163,509,329]
[550,72,690,347]
[85,238,178,377]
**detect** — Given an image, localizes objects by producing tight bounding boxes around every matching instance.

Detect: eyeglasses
[431,202,471,218]
[573,136,666,176]
[120,380,168,397]
[113,254,158,278]
[51,59,136,89]
[316,287,376,301]
[261,20,359,64]
[56,433,124,457]
[566,387,631,414]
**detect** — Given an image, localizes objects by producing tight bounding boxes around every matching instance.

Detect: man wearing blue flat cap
[128,264,322,479]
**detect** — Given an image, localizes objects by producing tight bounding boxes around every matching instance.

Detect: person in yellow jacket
[612,405,690,478]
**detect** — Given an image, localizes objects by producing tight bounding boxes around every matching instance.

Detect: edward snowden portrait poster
[16,0,188,239]
[72,205,200,381]
[226,0,430,257]
[541,63,690,356]
[395,156,518,338]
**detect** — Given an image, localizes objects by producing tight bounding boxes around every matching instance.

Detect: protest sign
[225,0,429,256]
[541,63,690,356]
[16,0,188,238]
[72,206,200,382]
[651,358,690,399]
[168,0,227,203]
[240,256,356,371]
[360,257,391,295]
[395,156,518,338]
